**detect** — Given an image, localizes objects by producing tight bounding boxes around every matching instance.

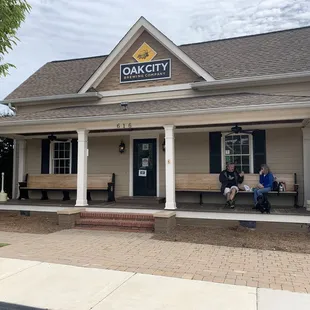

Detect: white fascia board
[192,71,310,90]
[1,101,310,127]
[1,92,102,105]
[78,17,214,94]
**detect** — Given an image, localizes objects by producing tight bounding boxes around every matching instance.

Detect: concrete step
[76,218,154,232]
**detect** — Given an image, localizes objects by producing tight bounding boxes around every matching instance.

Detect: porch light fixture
[162,140,165,152]
[119,140,126,153]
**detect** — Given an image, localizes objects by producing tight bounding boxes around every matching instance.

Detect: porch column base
[75,200,88,207]
[165,202,177,210]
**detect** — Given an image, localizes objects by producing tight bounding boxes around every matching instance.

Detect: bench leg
[62,191,70,201]
[87,191,92,201]
[108,183,115,202]
[41,190,48,200]
[200,193,203,205]
[18,189,29,200]
[294,193,299,208]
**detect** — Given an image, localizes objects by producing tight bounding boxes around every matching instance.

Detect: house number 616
[117,123,132,129]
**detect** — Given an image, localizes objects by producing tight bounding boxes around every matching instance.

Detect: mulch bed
[152,225,310,254]
[0,211,61,234]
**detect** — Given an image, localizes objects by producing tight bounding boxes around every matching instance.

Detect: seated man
[219,163,244,208]
[253,164,274,208]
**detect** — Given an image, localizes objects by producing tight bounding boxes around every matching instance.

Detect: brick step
[80,212,154,222]
[74,225,153,233]
[76,218,155,230]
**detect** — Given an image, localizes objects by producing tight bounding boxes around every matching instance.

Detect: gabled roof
[5,25,310,100]
[2,93,310,123]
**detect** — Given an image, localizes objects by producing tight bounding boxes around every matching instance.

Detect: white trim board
[78,17,214,93]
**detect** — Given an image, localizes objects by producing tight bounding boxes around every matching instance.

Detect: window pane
[242,165,250,173]
[54,167,59,174]
[242,156,250,165]
[65,151,70,158]
[233,145,241,154]
[242,145,249,154]
[65,143,70,151]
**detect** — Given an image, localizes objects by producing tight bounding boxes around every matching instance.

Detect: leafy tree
[0,0,31,77]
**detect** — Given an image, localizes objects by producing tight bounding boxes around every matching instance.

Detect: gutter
[191,71,310,91]
[0,100,309,127]
[0,92,103,105]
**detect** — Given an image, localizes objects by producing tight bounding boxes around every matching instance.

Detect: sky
[1,0,310,99]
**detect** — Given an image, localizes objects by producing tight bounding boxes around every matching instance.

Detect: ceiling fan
[48,134,71,142]
[226,124,254,136]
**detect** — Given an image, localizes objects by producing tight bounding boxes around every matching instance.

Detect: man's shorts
[223,186,239,196]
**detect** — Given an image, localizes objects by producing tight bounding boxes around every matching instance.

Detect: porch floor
[0,199,308,215]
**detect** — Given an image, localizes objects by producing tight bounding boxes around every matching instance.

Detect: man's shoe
[225,201,231,208]
[230,200,235,209]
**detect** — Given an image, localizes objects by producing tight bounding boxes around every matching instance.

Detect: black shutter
[209,132,222,173]
[71,139,78,174]
[253,130,266,174]
[41,139,50,174]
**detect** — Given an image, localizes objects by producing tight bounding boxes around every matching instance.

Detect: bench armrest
[294,184,299,192]
[19,181,27,187]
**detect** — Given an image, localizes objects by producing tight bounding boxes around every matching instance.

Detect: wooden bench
[18,173,115,202]
[176,173,298,206]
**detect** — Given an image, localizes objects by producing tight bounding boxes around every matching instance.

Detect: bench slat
[176,173,296,192]
[25,174,113,190]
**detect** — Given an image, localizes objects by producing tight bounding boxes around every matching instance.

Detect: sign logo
[120,59,171,83]
[133,42,157,63]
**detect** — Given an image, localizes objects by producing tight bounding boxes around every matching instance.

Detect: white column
[302,127,310,209]
[75,129,88,207]
[164,125,176,210]
[18,140,26,183]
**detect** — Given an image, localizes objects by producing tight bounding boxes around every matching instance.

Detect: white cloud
[0,0,309,99]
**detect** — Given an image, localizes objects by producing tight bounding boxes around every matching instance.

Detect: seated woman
[253,164,274,207]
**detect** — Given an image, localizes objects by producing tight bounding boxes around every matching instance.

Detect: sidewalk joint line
[0,259,43,282]
[89,272,136,309]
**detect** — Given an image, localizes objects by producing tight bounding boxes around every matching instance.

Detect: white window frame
[49,141,72,174]
[221,133,254,173]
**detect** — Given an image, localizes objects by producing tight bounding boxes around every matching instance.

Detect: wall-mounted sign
[142,158,149,167]
[133,42,157,63]
[139,170,147,177]
[120,59,171,83]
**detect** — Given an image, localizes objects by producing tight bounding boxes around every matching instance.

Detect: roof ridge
[47,26,310,64]
[179,25,310,47]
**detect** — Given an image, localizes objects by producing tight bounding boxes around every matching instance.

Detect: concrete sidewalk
[0,258,310,310]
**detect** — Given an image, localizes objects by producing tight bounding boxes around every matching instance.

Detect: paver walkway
[3,257,310,310]
[1,229,310,294]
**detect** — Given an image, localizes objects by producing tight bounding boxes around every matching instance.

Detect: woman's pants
[254,187,271,204]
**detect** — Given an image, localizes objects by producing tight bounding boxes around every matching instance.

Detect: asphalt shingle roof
[3,93,310,123]
[5,27,310,100]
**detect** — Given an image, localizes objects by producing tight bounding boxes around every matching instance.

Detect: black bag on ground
[256,195,271,214]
